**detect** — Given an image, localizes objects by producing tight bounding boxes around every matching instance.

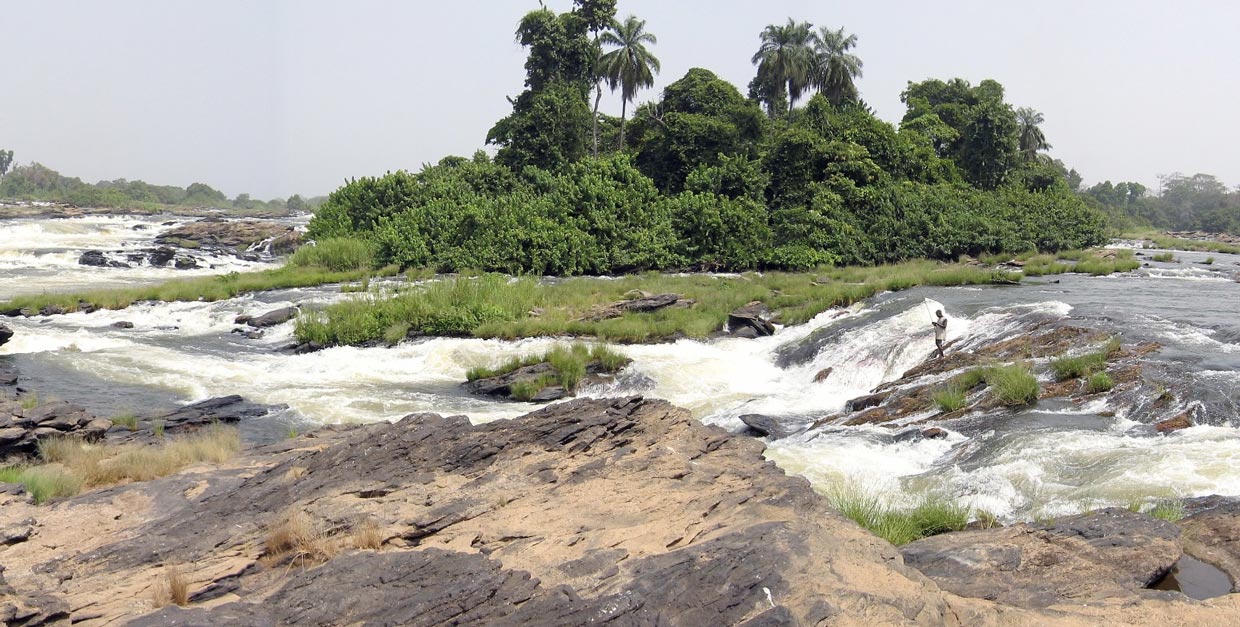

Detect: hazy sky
[3,0,1237,199]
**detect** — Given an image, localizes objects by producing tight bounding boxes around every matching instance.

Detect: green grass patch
[112,413,139,431]
[467,342,629,399]
[0,265,398,315]
[299,260,1019,346]
[825,485,972,546]
[19,393,40,410]
[1148,499,1186,522]
[0,465,83,504]
[1086,371,1114,394]
[931,387,968,413]
[1203,256,1215,265]
[984,364,1039,407]
[1150,252,1176,263]
[288,237,377,272]
[1050,338,1120,381]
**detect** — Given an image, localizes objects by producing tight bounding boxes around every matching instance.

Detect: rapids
[3,215,1240,521]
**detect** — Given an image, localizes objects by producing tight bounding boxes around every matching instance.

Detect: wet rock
[529,385,568,403]
[77,301,97,314]
[111,321,134,329]
[158,396,285,433]
[78,249,128,268]
[0,323,12,347]
[1178,500,1240,592]
[0,361,17,386]
[812,367,833,382]
[726,301,775,337]
[579,293,681,322]
[921,427,948,439]
[901,508,1181,608]
[289,341,324,354]
[155,219,301,260]
[738,414,807,439]
[38,305,65,316]
[1155,410,1194,433]
[174,256,199,269]
[246,307,298,328]
[845,392,889,412]
[465,362,556,398]
[147,246,177,267]
[234,315,253,325]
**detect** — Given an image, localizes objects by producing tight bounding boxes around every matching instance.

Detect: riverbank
[2,396,1239,625]
[1121,229,1240,255]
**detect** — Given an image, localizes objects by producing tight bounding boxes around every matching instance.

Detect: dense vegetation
[305,2,1108,275]
[1081,173,1240,235]
[0,159,321,215]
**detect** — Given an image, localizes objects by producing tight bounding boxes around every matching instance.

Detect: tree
[751,19,815,116]
[812,27,863,105]
[287,194,306,212]
[1016,107,1051,161]
[598,15,660,150]
[0,150,12,176]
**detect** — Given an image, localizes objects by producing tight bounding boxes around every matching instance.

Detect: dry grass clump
[152,565,190,608]
[38,424,241,488]
[351,517,384,550]
[262,508,338,567]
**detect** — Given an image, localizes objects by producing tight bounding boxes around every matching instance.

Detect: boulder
[111,321,134,329]
[727,301,775,338]
[812,367,833,382]
[0,323,12,347]
[922,427,948,439]
[0,401,107,459]
[901,508,1182,608]
[246,307,298,328]
[154,395,286,434]
[465,362,557,398]
[78,249,128,268]
[174,256,199,269]
[38,305,65,316]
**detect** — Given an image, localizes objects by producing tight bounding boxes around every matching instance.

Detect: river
[3,214,1239,521]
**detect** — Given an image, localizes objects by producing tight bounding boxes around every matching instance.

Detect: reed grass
[983,364,1040,407]
[1150,252,1176,263]
[931,387,968,413]
[287,237,377,271]
[1086,371,1114,394]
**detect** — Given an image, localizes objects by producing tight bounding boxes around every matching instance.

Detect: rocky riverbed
[0,396,1239,626]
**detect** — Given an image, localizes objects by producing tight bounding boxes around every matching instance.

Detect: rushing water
[3,215,1239,521]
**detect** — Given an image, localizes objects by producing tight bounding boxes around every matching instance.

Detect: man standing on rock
[932,310,947,359]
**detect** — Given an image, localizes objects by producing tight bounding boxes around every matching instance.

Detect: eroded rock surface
[901,508,1182,608]
[1179,501,1240,592]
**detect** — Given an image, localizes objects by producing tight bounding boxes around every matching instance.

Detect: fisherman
[931,310,947,359]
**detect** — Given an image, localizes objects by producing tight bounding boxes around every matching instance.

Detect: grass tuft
[1150,252,1176,263]
[984,364,1039,407]
[0,465,82,504]
[351,517,383,550]
[931,387,968,413]
[1148,500,1186,522]
[1086,371,1114,394]
[262,508,337,567]
[287,237,377,271]
[825,484,971,546]
[153,566,190,608]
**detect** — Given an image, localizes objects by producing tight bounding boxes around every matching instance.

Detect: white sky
[2,0,1237,199]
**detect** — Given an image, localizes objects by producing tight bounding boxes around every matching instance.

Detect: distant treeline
[0,160,323,215]
[305,2,1108,275]
[1079,173,1240,235]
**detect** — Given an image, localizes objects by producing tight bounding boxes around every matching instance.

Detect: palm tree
[598,15,660,150]
[1017,107,1051,161]
[751,19,816,115]
[812,27,863,105]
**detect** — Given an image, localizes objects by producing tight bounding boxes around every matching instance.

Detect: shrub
[1087,371,1114,394]
[985,364,1039,406]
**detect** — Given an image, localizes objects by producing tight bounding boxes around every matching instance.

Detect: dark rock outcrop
[727,301,775,338]
[245,307,298,328]
[738,414,808,439]
[174,256,199,269]
[0,564,69,627]
[1,400,111,459]
[465,362,556,399]
[78,250,129,268]
[0,323,12,347]
[578,293,682,322]
[901,508,1182,608]
[1155,410,1194,433]
[111,321,134,329]
[155,219,301,260]
[147,247,177,267]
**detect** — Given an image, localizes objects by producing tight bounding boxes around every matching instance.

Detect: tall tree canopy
[751,19,816,116]
[812,27,863,105]
[598,15,660,149]
[902,78,1020,190]
[1016,107,1051,162]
